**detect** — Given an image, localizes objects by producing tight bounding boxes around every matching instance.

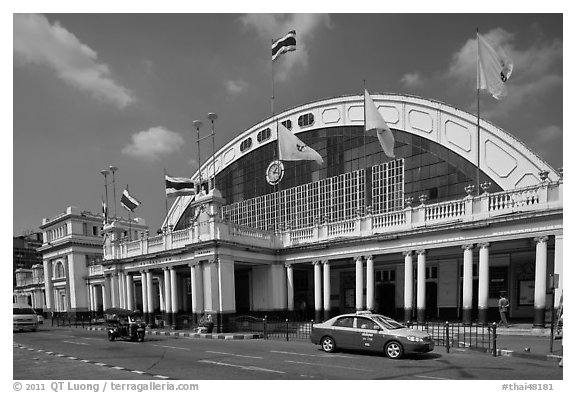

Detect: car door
[355,317,385,352]
[329,316,356,350]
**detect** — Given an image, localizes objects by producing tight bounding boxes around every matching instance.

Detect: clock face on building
[266,160,285,185]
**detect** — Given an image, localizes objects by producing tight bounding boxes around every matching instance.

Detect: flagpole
[363,79,368,211]
[163,169,169,222]
[272,38,280,233]
[476,27,481,196]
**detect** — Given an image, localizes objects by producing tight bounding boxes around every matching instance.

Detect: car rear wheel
[321,336,336,353]
[384,341,404,359]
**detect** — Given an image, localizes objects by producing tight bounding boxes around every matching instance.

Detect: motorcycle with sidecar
[105,308,146,342]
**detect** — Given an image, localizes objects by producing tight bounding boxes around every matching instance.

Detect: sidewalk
[491,324,563,362]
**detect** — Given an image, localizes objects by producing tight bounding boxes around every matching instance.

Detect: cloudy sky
[11,9,565,236]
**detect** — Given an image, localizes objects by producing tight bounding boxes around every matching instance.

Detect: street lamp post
[109,166,118,219]
[192,120,204,193]
[208,112,218,190]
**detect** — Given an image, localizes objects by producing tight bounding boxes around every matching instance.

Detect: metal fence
[232,315,499,355]
[407,321,497,355]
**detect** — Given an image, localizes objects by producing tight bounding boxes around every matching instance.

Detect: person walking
[498,292,510,327]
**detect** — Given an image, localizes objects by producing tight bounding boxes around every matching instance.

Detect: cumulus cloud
[239,14,331,82]
[13,13,134,108]
[400,72,424,88]
[443,28,562,118]
[122,127,185,162]
[225,79,249,97]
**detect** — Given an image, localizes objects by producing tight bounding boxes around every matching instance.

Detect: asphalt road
[12,326,563,381]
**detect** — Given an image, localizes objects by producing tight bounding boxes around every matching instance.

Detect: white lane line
[284,360,373,372]
[206,350,263,359]
[270,350,352,358]
[152,344,191,351]
[131,370,146,374]
[414,375,452,380]
[63,341,89,346]
[199,360,285,374]
[154,375,170,379]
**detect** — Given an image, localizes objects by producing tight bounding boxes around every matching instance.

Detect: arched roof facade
[164,93,559,229]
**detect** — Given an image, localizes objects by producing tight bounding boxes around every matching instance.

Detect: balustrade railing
[103,182,561,260]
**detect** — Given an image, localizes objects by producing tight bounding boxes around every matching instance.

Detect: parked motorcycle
[105,308,146,342]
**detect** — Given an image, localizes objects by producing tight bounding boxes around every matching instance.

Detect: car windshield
[371,315,405,329]
[13,308,34,315]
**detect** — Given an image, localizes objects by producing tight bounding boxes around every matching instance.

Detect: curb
[85,326,263,340]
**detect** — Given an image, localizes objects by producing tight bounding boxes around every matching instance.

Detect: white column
[534,236,548,327]
[163,268,172,314]
[554,234,563,308]
[462,244,474,324]
[355,256,364,311]
[43,260,54,312]
[141,272,148,315]
[190,264,198,315]
[146,271,154,314]
[119,272,126,309]
[170,268,178,314]
[126,274,134,310]
[322,261,331,315]
[286,264,294,311]
[416,250,426,322]
[366,255,374,311]
[103,275,111,311]
[313,261,322,316]
[111,274,118,308]
[404,251,414,321]
[478,243,490,322]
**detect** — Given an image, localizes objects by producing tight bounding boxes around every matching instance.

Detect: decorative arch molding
[164,93,559,228]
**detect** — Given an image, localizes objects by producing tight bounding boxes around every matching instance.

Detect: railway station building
[19,93,563,332]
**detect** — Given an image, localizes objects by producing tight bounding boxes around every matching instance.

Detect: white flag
[365,89,395,158]
[477,32,513,100]
[277,123,323,164]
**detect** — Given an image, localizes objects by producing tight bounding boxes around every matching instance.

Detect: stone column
[141,272,148,323]
[190,262,204,323]
[355,256,364,311]
[111,273,119,308]
[119,271,126,309]
[126,274,134,311]
[43,260,54,314]
[146,271,154,323]
[553,235,563,310]
[170,268,178,328]
[366,255,374,312]
[534,236,548,327]
[163,268,172,327]
[462,244,474,325]
[313,261,322,322]
[403,251,413,322]
[286,264,294,313]
[416,250,426,323]
[478,243,490,324]
[103,274,111,312]
[322,260,331,321]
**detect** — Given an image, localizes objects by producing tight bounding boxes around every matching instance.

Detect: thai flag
[120,187,141,212]
[272,30,296,62]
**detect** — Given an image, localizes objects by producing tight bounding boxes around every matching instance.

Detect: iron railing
[232,315,499,354]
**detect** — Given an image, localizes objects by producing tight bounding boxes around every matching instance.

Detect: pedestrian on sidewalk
[498,292,509,328]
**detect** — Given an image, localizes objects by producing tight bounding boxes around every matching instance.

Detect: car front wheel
[384,341,404,359]
[321,336,336,353]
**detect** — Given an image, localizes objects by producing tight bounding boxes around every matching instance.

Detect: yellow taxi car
[310,311,434,359]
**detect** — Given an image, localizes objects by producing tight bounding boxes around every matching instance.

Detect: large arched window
[53,261,65,278]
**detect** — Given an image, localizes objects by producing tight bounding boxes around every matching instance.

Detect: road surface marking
[206,350,263,359]
[63,341,89,346]
[270,350,352,358]
[284,360,373,372]
[152,344,190,351]
[199,360,285,374]
[414,375,452,380]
